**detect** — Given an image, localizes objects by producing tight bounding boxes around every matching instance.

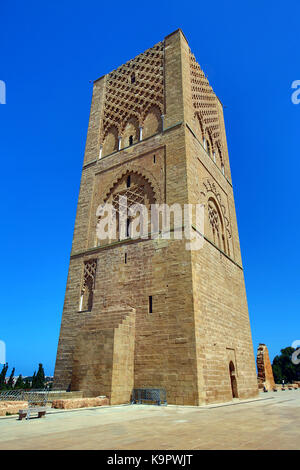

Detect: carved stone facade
[53,29,258,405]
[101,42,164,157]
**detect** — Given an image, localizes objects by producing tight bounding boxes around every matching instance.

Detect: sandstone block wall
[71,307,135,402]
[257,343,276,391]
[51,397,109,409]
[54,29,258,405]
[0,401,27,416]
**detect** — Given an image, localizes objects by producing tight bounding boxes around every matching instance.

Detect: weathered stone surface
[53,29,259,405]
[71,307,136,404]
[0,401,27,416]
[257,344,276,391]
[51,397,109,409]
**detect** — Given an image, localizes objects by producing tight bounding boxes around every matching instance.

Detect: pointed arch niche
[122,117,140,148]
[208,197,227,253]
[201,179,232,256]
[102,126,118,157]
[143,105,162,139]
[96,171,157,245]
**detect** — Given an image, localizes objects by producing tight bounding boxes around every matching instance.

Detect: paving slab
[0,391,300,450]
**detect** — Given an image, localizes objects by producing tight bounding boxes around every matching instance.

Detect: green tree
[32,364,45,389]
[31,371,36,389]
[0,363,8,390]
[15,374,25,389]
[272,347,300,383]
[24,377,31,389]
[7,367,15,389]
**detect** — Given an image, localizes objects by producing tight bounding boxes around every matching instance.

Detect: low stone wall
[51,397,109,409]
[48,391,83,401]
[0,401,27,416]
[274,384,299,390]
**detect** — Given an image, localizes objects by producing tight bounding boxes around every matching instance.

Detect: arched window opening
[208,198,227,254]
[98,172,156,244]
[229,361,238,398]
[126,218,131,238]
[206,140,211,157]
[80,259,97,312]
[123,118,139,148]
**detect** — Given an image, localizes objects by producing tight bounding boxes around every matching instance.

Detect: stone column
[257,343,276,391]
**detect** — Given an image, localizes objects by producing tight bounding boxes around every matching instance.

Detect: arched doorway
[229,361,238,398]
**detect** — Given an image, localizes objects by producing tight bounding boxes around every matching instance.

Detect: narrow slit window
[131,73,135,84]
[127,175,131,188]
[149,295,153,314]
[207,141,211,157]
[126,218,130,238]
[125,253,127,264]
[153,154,156,163]
[129,135,133,146]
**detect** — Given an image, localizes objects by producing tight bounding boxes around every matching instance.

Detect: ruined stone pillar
[257,343,276,391]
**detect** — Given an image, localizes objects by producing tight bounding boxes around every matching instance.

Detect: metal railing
[0,389,50,407]
[131,388,167,406]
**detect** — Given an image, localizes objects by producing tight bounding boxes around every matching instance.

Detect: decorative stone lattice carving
[207,198,224,251]
[208,201,220,234]
[112,185,146,217]
[81,259,97,311]
[101,42,164,142]
[202,179,231,239]
[190,51,223,160]
[82,259,97,292]
[102,166,161,205]
[97,172,156,242]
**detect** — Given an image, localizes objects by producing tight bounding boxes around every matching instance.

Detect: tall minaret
[54,29,258,405]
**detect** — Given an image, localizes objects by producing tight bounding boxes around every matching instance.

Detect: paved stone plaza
[0,391,299,450]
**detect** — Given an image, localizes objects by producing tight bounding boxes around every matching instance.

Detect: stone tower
[53,29,259,405]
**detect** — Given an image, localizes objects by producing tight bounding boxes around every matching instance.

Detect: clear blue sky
[1,1,299,377]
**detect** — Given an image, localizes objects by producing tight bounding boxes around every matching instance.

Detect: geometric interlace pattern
[101,42,164,140]
[208,202,220,233]
[112,186,145,217]
[189,50,223,154]
[82,259,97,291]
